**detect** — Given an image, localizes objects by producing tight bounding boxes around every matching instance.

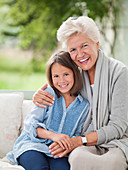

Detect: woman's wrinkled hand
[33,84,55,108]
[49,136,82,158]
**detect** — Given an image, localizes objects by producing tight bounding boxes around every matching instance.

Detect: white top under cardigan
[80,49,128,161]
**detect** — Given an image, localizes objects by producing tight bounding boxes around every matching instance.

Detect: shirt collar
[59,93,83,103]
[77,94,83,102]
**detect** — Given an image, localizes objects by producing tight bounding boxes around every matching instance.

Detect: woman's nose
[77,49,83,58]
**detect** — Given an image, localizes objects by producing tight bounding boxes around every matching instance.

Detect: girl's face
[67,32,99,76]
[51,63,74,96]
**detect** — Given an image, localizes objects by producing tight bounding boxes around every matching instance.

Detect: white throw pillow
[0,93,24,158]
[20,100,34,133]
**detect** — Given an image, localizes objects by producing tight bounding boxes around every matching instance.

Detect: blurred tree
[0,0,122,71]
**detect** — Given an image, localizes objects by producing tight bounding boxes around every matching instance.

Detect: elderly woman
[33,16,128,170]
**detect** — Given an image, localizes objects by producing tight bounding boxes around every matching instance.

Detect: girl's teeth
[60,85,67,87]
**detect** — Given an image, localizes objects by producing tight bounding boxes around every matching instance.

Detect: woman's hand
[33,84,55,108]
[52,133,73,150]
[49,136,82,158]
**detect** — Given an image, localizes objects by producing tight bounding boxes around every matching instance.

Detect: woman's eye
[70,49,76,53]
[82,44,88,48]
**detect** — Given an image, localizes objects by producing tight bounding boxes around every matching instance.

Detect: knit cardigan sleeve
[97,64,128,145]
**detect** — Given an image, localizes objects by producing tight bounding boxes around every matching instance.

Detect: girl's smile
[51,63,74,97]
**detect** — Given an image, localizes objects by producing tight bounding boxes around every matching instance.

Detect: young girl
[7,51,89,170]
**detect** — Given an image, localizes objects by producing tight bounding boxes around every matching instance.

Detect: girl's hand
[52,133,73,150]
[33,84,55,108]
[49,142,70,158]
[49,136,82,157]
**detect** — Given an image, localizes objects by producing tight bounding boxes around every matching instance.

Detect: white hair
[57,16,100,49]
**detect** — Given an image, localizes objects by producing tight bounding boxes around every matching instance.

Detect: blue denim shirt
[7,86,89,164]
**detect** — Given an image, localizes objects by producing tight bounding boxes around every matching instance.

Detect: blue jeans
[18,150,70,170]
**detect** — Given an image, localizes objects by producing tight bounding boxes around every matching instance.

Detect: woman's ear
[96,41,99,50]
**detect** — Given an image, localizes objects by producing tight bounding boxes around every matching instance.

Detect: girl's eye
[53,75,59,78]
[64,73,69,76]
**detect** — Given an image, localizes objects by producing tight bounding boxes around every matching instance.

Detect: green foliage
[0,56,30,72]
[0,0,121,50]
[0,71,47,90]
[0,55,47,90]
[0,0,122,69]
[0,55,46,73]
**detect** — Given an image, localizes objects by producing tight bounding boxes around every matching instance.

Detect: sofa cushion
[20,100,34,133]
[0,93,24,158]
[0,157,24,170]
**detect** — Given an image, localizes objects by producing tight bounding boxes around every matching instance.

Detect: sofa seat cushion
[0,157,24,170]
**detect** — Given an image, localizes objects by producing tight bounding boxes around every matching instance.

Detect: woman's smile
[78,57,90,64]
[67,33,99,74]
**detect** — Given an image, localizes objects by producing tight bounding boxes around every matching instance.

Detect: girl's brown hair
[46,51,82,97]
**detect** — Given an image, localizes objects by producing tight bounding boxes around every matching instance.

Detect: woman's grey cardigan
[81,49,128,161]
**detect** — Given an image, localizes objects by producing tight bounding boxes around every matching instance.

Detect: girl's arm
[23,105,48,143]
[33,84,55,108]
[36,127,72,150]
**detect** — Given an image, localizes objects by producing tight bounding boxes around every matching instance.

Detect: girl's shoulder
[77,93,89,106]
[32,86,57,109]
[44,86,56,98]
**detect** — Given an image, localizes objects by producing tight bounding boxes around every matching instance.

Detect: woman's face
[51,63,74,97]
[67,33,99,74]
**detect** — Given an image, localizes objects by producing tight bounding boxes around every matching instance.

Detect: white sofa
[0,92,127,170]
[0,92,34,170]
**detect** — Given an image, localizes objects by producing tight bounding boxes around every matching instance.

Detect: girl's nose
[59,76,65,82]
